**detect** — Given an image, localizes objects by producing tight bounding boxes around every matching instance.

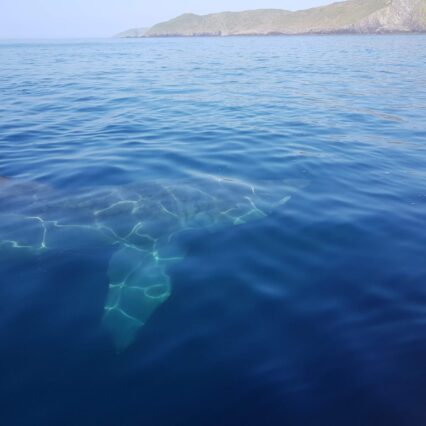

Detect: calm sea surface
[0,36,425,426]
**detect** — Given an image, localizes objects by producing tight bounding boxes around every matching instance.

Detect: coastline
[117,31,426,39]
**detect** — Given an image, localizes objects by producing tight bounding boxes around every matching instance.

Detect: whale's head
[254,178,310,214]
[208,176,310,227]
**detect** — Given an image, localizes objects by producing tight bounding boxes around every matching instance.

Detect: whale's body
[0,175,307,351]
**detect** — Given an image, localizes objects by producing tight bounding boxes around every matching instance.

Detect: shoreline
[118,31,426,39]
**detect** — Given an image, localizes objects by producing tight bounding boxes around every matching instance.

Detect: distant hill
[117,0,426,37]
[116,27,149,38]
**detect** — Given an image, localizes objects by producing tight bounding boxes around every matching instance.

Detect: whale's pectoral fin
[102,245,179,352]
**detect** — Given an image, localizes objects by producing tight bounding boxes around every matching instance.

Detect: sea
[0,36,425,426]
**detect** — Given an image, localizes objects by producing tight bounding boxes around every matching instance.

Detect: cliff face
[117,0,426,37]
[351,0,426,32]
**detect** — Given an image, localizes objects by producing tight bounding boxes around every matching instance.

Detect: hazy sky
[0,0,336,39]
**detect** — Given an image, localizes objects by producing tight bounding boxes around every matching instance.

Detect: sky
[0,0,336,39]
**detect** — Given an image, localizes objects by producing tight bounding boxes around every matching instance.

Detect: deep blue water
[0,36,425,426]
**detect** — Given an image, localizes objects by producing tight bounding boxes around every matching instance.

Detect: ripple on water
[0,36,425,426]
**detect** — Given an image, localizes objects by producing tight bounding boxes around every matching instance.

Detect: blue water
[0,36,425,425]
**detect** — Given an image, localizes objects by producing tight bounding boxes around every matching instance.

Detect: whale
[0,175,308,352]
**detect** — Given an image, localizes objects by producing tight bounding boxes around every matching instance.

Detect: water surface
[0,36,425,426]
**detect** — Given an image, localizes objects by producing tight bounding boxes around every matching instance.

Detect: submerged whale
[0,175,308,351]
